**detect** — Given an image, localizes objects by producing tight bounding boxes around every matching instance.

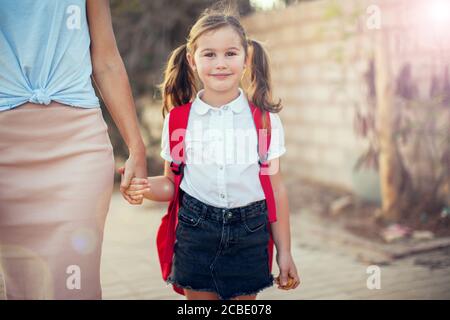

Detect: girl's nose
[215,57,227,69]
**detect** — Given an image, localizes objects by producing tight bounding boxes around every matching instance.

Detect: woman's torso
[0,0,99,111]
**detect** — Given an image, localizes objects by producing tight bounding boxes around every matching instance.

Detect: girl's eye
[226,51,237,56]
[204,52,215,57]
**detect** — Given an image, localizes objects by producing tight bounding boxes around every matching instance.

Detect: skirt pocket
[243,213,267,233]
[178,206,204,227]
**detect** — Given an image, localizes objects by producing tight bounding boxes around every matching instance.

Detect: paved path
[99,193,450,300]
[1,191,450,299]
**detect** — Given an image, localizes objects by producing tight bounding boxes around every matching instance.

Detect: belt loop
[201,203,208,219]
[239,207,246,222]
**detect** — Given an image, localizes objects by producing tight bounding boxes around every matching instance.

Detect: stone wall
[242,0,450,203]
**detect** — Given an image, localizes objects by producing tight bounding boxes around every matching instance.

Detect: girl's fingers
[121,189,142,205]
[130,178,149,185]
[275,276,288,290]
[130,194,144,201]
[121,192,130,202]
[277,271,290,287]
[290,268,299,278]
[288,270,300,290]
[121,190,133,202]
[289,277,299,290]
[126,188,150,196]
[127,184,149,191]
[128,196,140,205]
[275,273,299,290]
[291,270,300,289]
[129,196,142,205]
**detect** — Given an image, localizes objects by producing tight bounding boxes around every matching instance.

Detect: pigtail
[247,39,282,127]
[160,44,197,117]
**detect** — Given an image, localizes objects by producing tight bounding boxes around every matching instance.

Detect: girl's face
[188,26,246,96]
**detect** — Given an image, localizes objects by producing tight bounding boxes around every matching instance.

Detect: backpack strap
[250,103,277,223]
[250,103,277,275]
[168,102,192,176]
[156,102,191,293]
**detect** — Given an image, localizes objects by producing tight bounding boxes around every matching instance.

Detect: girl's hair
[160,5,282,118]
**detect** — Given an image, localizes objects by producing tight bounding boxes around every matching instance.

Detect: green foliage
[323,0,342,20]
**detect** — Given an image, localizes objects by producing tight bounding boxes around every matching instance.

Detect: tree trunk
[375,30,401,221]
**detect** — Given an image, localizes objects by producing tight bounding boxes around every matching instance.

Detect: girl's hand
[275,251,300,290]
[124,177,150,202]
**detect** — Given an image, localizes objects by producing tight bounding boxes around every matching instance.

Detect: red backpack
[156,101,277,296]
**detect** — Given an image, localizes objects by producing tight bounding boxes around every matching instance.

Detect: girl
[124,7,300,300]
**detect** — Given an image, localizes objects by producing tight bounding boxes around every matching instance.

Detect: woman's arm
[269,158,300,290]
[86,0,147,204]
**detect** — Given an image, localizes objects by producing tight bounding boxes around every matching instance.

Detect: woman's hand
[118,151,148,205]
[275,251,300,290]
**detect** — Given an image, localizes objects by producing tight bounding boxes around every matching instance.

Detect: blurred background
[96,0,450,299]
[3,0,446,300]
[108,0,449,227]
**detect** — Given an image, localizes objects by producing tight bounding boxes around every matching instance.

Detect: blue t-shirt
[0,0,100,111]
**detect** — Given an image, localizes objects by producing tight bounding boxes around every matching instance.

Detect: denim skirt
[167,191,274,300]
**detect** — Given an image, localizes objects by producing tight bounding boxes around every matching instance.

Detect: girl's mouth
[210,73,232,80]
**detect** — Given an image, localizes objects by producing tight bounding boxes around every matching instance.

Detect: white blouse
[160,88,286,209]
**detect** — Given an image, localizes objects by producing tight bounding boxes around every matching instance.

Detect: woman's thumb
[121,170,132,188]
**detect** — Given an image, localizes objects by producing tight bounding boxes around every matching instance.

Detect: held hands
[118,152,148,205]
[118,166,150,204]
[125,177,150,202]
[275,251,300,290]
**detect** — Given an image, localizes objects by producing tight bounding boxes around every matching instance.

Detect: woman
[0,0,146,299]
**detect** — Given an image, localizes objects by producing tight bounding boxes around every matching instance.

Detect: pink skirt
[0,102,115,299]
